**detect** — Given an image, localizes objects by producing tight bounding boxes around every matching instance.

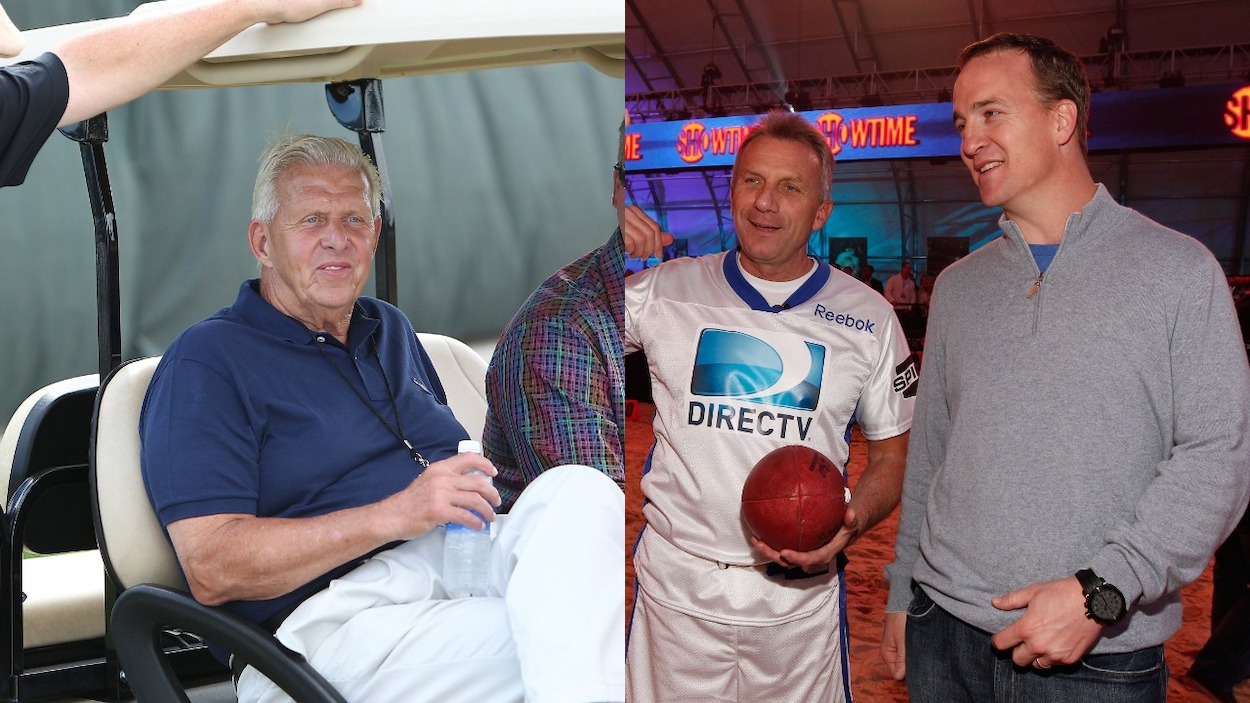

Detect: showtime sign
[674,113,920,164]
[626,82,1250,172]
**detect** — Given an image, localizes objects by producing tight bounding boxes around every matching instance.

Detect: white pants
[627,584,847,703]
[237,465,624,703]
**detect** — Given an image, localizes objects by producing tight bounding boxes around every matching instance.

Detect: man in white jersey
[624,111,916,702]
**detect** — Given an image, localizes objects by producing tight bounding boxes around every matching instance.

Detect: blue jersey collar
[723,249,830,312]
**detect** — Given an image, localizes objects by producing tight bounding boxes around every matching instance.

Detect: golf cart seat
[0,373,108,700]
[92,356,344,702]
[92,334,488,700]
[415,332,489,440]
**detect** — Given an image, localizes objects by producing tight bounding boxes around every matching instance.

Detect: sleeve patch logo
[893,354,919,398]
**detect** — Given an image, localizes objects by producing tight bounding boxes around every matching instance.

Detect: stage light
[701,62,723,117]
[1159,71,1185,88]
[701,62,722,87]
[784,88,812,112]
[1099,24,1127,54]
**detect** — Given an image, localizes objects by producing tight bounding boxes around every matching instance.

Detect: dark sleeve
[0,52,70,187]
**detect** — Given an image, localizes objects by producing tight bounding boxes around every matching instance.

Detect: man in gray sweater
[881,33,1250,702]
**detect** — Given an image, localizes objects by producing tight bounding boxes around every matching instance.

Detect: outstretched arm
[0,3,22,58]
[55,0,362,126]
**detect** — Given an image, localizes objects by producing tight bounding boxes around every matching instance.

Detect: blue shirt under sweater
[1030,243,1060,273]
[140,279,468,629]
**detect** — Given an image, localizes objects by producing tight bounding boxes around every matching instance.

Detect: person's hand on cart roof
[0,0,363,187]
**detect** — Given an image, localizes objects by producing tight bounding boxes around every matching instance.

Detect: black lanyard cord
[311,332,430,468]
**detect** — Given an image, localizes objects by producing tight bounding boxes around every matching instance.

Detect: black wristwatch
[1076,568,1127,625]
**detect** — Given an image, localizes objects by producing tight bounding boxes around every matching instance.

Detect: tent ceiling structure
[624,0,1250,274]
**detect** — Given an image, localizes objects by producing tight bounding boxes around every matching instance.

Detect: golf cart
[0,1,622,700]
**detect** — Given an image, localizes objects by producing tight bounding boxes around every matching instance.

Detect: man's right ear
[248,220,271,266]
[1053,99,1079,148]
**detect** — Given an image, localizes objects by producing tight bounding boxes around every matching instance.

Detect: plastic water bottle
[443,440,492,598]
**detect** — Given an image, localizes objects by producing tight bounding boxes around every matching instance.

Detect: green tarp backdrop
[0,1,624,422]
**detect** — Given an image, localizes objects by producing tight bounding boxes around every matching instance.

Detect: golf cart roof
[4,0,624,86]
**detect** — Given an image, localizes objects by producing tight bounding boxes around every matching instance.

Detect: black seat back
[1,375,99,554]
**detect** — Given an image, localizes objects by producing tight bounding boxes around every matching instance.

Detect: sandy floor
[625,405,1245,701]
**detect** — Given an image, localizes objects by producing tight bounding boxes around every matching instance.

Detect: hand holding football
[741,445,847,552]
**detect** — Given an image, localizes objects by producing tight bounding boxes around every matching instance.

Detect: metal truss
[627,43,1250,121]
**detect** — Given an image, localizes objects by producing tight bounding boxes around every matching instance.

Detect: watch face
[1090,587,1126,622]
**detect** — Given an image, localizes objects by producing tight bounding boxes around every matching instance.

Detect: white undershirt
[738,254,819,307]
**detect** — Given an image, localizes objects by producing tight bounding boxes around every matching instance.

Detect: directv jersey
[625,250,915,623]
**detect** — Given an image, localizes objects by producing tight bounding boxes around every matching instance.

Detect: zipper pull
[1026,272,1044,299]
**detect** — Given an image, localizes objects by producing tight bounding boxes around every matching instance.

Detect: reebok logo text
[813,304,875,333]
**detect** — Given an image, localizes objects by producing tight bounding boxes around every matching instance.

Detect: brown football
[741,445,847,552]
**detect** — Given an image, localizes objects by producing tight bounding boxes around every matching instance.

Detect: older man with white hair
[141,134,623,703]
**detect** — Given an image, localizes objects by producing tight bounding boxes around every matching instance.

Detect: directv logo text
[813,304,875,333]
[687,402,813,440]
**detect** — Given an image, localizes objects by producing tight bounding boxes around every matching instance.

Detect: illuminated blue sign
[624,82,1250,172]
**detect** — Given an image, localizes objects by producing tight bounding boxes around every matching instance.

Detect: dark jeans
[905,585,1167,703]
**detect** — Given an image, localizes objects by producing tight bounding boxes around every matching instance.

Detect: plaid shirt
[484,229,626,510]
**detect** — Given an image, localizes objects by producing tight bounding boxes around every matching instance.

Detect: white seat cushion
[21,550,106,648]
[416,333,488,441]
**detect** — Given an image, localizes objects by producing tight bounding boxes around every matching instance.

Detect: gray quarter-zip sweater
[886,184,1250,653]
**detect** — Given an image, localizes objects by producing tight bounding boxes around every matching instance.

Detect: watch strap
[1075,568,1102,595]
[1075,567,1126,624]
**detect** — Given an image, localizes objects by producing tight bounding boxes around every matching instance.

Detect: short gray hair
[251,134,383,223]
[734,111,834,202]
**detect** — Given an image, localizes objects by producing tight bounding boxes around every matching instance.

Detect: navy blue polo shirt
[140,279,468,628]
